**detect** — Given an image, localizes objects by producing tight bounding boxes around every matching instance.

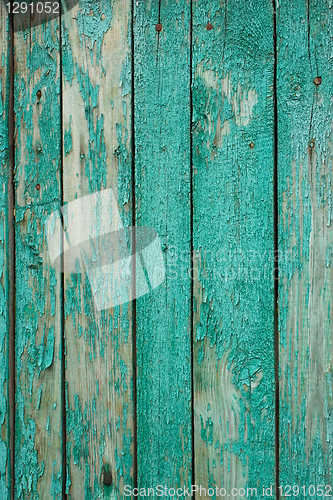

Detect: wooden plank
[277,0,333,488]
[192,1,275,496]
[0,5,11,498]
[13,13,63,500]
[134,0,192,491]
[61,1,134,497]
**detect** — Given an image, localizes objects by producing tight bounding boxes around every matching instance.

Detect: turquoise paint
[277,0,333,488]
[61,24,74,85]
[75,63,107,193]
[14,18,63,500]
[50,464,62,499]
[134,0,192,493]
[192,0,275,495]
[0,12,10,499]
[4,2,333,496]
[63,2,134,498]
[64,117,73,157]
[76,0,114,66]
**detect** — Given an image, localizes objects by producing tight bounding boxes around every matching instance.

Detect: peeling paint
[14,15,63,500]
[192,0,275,496]
[134,0,192,493]
[63,1,134,498]
[0,6,10,498]
[278,0,333,486]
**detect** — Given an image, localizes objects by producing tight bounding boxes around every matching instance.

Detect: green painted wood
[62,1,134,497]
[0,5,11,498]
[14,16,63,499]
[277,0,333,488]
[134,0,192,492]
[3,2,333,495]
[192,0,276,496]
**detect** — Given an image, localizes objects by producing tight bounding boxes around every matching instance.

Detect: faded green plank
[62,1,134,498]
[14,16,63,499]
[0,5,11,499]
[134,0,192,492]
[277,0,333,488]
[192,1,275,497]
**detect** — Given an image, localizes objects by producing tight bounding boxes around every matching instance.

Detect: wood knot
[102,465,112,486]
[206,22,213,30]
[36,90,42,100]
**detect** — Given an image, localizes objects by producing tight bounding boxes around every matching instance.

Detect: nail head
[155,23,162,32]
[36,90,42,99]
[36,184,41,191]
[249,142,255,149]
[206,22,213,30]
[314,76,322,86]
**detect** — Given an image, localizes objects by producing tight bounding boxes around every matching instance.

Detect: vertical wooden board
[62,1,134,497]
[14,15,63,500]
[134,0,192,491]
[192,1,275,497]
[277,0,333,487]
[0,5,11,498]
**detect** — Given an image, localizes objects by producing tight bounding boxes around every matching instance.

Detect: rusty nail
[314,76,322,86]
[309,141,315,149]
[36,90,42,99]
[249,142,255,149]
[155,23,162,32]
[206,22,213,30]
[36,184,41,191]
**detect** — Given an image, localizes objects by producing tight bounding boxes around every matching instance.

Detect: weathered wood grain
[0,5,11,498]
[134,0,192,492]
[14,15,63,500]
[277,0,333,488]
[192,1,275,497]
[61,1,134,497]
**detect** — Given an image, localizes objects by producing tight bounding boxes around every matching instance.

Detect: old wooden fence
[0,0,332,498]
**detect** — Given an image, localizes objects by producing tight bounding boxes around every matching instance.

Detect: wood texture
[134,0,192,491]
[0,5,11,498]
[1,1,333,495]
[61,1,134,497]
[192,1,276,496]
[277,0,333,487]
[14,15,63,500]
